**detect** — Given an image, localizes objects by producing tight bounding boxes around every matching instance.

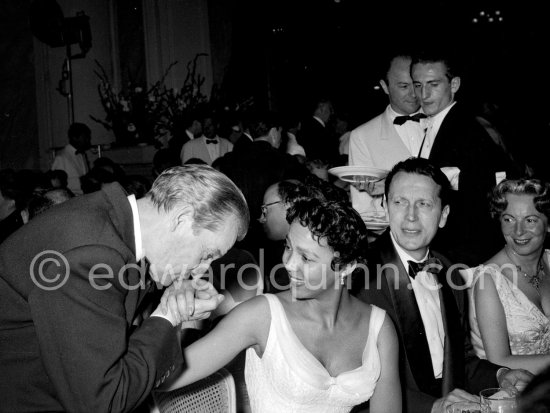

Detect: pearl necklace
[504,247,545,292]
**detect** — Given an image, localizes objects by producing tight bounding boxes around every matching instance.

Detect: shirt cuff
[150,313,177,327]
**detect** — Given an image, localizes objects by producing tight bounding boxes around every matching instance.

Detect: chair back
[152,368,236,413]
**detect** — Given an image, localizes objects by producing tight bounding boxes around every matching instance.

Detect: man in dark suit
[411,50,521,266]
[353,158,531,413]
[0,165,249,412]
[298,98,338,163]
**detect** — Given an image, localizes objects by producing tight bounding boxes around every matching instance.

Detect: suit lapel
[378,233,437,392]
[428,104,461,166]
[435,257,465,393]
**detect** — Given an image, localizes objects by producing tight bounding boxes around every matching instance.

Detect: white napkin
[440,167,460,191]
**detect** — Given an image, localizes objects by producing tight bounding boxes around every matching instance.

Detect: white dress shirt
[388,106,425,155]
[205,135,223,162]
[313,116,325,128]
[127,194,143,261]
[390,233,445,378]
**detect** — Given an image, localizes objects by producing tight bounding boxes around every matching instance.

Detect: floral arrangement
[90,54,210,147]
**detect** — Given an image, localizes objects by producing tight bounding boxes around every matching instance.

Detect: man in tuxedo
[411,50,521,265]
[180,116,233,165]
[353,157,531,413]
[349,50,425,217]
[0,165,249,412]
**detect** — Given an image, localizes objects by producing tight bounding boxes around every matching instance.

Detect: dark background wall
[0,0,39,170]
[1,0,549,173]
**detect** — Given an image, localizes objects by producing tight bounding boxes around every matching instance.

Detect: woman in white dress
[469,178,550,375]
[160,198,401,412]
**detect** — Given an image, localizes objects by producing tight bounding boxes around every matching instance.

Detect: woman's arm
[474,271,550,375]
[161,295,270,391]
[369,316,401,413]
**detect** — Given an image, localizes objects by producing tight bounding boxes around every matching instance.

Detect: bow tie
[407,257,442,278]
[205,139,218,144]
[393,113,427,126]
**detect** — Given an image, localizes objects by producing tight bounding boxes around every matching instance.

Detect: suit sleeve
[28,245,183,413]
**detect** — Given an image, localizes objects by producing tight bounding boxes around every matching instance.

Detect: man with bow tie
[180,116,233,165]
[348,49,426,218]
[352,157,531,413]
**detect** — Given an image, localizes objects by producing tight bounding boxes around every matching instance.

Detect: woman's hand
[152,278,224,326]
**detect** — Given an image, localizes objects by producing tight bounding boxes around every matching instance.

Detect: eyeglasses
[260,200,282,217]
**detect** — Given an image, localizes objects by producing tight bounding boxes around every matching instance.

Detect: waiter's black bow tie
[407,257,442,278]
[393,113,427,126]
[205,139,218,144]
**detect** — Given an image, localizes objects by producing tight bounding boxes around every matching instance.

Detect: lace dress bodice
[469,262,550,358]
[245,294,385,413]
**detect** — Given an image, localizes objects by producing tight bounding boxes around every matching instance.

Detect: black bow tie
[407,257,442,278]
[205,139,218,144]
[393,113,427,126]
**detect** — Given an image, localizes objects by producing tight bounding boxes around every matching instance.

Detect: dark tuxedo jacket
[353,231,499,413]
[0,183,182,412]
[428,102,521,265]
[298,116,338,163]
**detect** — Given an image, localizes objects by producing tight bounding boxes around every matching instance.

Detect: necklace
[504,247,545,292]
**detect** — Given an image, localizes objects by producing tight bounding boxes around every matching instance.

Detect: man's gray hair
[148,165,249,239]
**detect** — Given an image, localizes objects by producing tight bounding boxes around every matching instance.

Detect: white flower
[127,123,136,132]
[135,86,143,93]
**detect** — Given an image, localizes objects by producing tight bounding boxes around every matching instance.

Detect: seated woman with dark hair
[160,198,401,413]
[469,178,550,375]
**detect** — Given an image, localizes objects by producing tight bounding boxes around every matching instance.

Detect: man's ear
[439,204,450,228]
[172,206,193,232]
[380,79,390,96]
[450,76,461,94]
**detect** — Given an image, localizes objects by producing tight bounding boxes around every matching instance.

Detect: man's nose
[406,204,418,221]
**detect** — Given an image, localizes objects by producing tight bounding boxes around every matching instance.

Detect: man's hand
[352,176,385,196]
[431,389,479,413]
[497,368,533,395]
[151,278,224,326]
